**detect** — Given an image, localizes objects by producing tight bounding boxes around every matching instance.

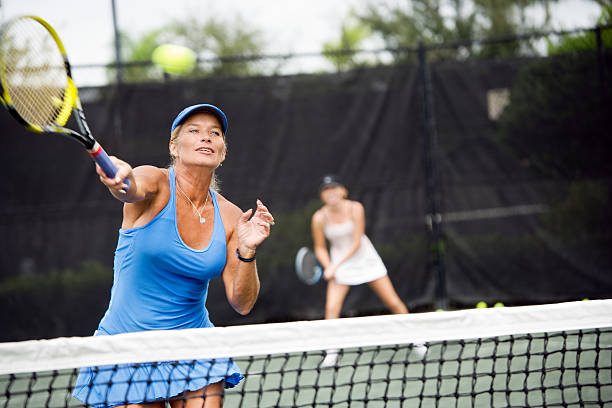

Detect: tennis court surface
[1,300,611,407]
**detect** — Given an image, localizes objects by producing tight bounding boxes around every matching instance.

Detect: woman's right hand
[323,264,337,281]
[95,156,133,198]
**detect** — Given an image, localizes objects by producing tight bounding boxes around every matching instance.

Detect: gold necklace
[176,182,209,224]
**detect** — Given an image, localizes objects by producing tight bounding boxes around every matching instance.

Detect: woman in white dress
[311,175,409,318]
[311,175,413,366]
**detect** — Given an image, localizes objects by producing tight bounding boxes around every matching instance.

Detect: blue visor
[171,104,228,135]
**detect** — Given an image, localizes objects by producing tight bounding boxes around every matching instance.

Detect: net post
[418,41,448,311]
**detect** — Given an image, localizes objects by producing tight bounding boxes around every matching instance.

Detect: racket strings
[1,18,68,127]
[302,254,318,280]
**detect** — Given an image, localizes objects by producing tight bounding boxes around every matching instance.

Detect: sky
[0,0,604,86]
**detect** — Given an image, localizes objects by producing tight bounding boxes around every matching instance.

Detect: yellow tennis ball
[493,302,505,307]
[476,301,488,308]
[152,44,197,75]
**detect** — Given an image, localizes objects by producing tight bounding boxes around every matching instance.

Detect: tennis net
[1,300,611,407]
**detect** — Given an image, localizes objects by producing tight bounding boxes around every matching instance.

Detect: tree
[497,47,612,248]
[322,18,372,71]
[323,0,565,67]
[110,16,266,83]
[352,0,475,59]
[111,29,164,83]
[166,16,266,77]
[499,52,611,179]
[547,4,612,54]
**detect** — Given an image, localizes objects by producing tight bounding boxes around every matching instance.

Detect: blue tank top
[97,168,227,334]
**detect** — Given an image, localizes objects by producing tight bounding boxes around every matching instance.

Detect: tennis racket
[295,247,323,285]
[0,15,129,187]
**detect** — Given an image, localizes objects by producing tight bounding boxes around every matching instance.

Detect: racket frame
[0,15,127,186]
[295,247,323,285]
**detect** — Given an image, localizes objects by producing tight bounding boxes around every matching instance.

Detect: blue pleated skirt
[72,357,243,407]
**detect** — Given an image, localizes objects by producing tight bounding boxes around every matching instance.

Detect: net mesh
[0,17,68,127]
[1,301,611,407]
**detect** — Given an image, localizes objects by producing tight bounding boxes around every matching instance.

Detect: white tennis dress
[324,220,388,285]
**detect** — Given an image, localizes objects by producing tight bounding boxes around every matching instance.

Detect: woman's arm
[312,211,331,270]
[95,159,161,204]
[222,199,273,315]
[96,161,166,230]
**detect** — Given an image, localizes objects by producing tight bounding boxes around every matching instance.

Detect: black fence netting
[0,43,610,341]
[431,52,612,307]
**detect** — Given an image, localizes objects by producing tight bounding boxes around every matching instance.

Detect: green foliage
[498,49,612,251]
[0,261,113,341]
[322,19,372,71]
[472,0,522,57]
[111,15,266,82]
[111,29,165,83]
[541,181,612,244]
[498,52,612,179]
[547,7,612,54]
[167,16,266,77]
[354,0,474,61]
[334,0,565,66]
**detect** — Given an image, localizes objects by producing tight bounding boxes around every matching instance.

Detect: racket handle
[88,142,131,189]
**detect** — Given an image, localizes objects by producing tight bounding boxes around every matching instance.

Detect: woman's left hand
[237,199,275,253]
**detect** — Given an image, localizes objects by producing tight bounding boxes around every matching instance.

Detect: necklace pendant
[199,217,206,224]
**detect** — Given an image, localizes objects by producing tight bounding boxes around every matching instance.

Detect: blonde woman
[73,104,274,408]
[311,175,416,366]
